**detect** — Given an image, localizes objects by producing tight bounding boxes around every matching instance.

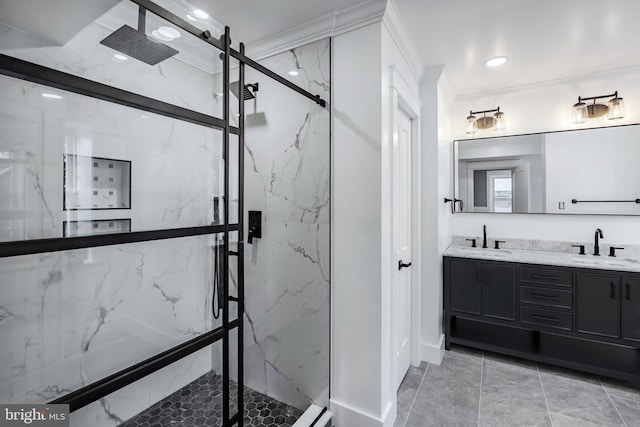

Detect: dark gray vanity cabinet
[576,272,620,338]
[621,277,640,342]
[444,256,640,384]
[481,264,516,320]
[449,259,481,315]
[447,258,516,320]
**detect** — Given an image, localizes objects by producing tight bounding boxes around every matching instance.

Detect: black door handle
[398,260,412,270]
[626,283,631,301]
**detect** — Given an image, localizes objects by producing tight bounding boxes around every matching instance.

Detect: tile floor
[120,371,303,427]
[394,345,640,427]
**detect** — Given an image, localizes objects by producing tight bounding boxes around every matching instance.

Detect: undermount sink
[570,256,638,268]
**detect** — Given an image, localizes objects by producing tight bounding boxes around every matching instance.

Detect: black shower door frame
[0,1,327,426]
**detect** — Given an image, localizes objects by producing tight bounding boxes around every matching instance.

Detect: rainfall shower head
[100,7,178,66]
[230,81,258,100]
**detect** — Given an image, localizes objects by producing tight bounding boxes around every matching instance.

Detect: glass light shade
[571,101,588,124]
[607,97,626,120]
[465,115,478,134]
[493,111,506,131]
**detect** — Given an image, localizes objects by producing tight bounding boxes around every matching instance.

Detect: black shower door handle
[398,260,412,270]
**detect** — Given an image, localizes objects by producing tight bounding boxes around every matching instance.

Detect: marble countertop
[444,245,640,273]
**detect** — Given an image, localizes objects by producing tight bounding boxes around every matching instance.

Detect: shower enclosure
[0,1,330,426]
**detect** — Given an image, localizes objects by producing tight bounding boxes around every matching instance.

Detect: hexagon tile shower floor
[120,371,303,426]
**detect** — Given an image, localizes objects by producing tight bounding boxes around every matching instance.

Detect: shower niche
[63,154,131,210]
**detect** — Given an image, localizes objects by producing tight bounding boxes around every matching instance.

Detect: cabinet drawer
[520,267,572,287]
[520,286,573,309]
[520,306,573,331]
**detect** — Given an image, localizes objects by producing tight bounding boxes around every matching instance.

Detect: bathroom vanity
[444,245,640,383]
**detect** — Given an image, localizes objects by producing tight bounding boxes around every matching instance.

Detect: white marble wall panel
[0,1,225,423]
[0,0,222,118]
[225,38,331,411]
[0,75,223,240]
[0,235,215,411]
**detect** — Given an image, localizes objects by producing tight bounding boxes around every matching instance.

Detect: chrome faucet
[594,228,604,256]
[482,225,488,248]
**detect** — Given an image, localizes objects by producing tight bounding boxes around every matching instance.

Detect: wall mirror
[453,123,640,215]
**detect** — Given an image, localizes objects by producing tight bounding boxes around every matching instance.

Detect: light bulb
[571,101,588,124]
[465,115,478,135]
[493,111,505,131]
[607,97,626,120]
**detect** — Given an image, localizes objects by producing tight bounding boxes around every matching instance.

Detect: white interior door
[393,109,412,390]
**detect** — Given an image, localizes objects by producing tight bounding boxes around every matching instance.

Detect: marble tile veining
[446,238,640,272]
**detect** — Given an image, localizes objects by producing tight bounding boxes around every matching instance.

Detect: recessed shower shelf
[63,154,131,210]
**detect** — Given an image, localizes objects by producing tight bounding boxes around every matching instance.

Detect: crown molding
[382,0,425,83]
[245,0,387,61]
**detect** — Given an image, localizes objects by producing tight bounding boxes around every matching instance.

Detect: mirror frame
[452,123,640,216]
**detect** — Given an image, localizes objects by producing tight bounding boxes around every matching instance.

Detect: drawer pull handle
[531,293,559,301]
[531,314,559,322]
[531,274,560,281]
[610,282,616,299]
[626,283,631,301]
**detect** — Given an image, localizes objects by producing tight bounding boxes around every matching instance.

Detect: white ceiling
[0,0,118,47]
[395,0,640,96]
[188,0,378,45]
[190,0,640,97]
[3,0,639,96]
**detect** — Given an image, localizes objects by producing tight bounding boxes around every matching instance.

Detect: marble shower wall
[0,1,228,425]
[222,39,331,411]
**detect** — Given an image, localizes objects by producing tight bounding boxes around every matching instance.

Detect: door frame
[390,66,422,370]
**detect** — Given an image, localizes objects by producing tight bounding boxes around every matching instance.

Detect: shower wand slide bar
[0,224,238,258]
[50,320,239,411]
[131,0,327,108]
[571,198,640,204]
[0,54,240,135]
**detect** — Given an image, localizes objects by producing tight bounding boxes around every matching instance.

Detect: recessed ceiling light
[486,56,509,67]
[151,30,174,42]
[158,26,181,39]
[193,9,209,20]
[288,70,299,76]
[141,114,150,119]
[186,14,198,22]
[41,93,62,99]
[113,53,128,61]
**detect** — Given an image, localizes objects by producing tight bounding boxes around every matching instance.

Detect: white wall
[331,3,422,424]
[419,67,454,364]
[449,66,640,246]
[332,21,384,427]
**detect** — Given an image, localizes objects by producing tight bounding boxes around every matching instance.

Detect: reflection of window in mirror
[488,170,513,213]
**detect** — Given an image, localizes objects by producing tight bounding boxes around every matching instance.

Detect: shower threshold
[120,371,302,427]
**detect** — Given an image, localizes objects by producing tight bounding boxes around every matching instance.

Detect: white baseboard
[420,334,445,365]
[330,398,396,427]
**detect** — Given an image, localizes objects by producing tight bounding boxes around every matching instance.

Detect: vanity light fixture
[571,91,625,123]
[465,106,505,134]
